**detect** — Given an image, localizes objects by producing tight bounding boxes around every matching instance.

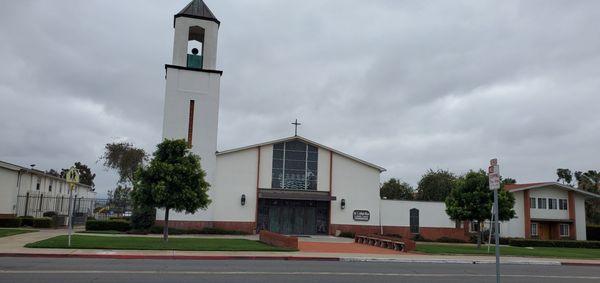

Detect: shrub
[509,239,600,249]
[17,216,34,227]
[412,234,432,242]
[86,220,131,232]
[148,226,248,235]
[587,225,600,241]
[109,216,131,221]
[338,231,355,238]
[0,218,21,228]
[32,217,53,228]
[201,227,248,235]
[130,206,155,231]
[149,226,187,235]
[436,236,466,243]
[42,211,57,217]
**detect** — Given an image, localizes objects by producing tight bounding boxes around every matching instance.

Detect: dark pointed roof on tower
[175,0,220,25]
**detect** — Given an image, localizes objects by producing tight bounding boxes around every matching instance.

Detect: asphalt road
[0,257,599,283]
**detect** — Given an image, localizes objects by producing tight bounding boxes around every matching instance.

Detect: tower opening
[187,26,205,68]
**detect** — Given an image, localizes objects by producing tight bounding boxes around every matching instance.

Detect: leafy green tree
[380,178,414,200]
[61,162,96,187]
[445,170,516,248]
[100,142,151,228]
[575,170,600,224]
[416,169,456,201]
[132,139,211,241]
[100,142,148,185]
[130,206,156,230]
[501,177,517,185]
[45,169,60,177]
[107,185,131,215]
[556,168,573,185]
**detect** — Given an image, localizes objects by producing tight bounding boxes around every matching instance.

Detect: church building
[158,1,597,240]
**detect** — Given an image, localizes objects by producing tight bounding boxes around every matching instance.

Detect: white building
[158,1,598,240]
[0,160,96,219]
[500,182,596,241]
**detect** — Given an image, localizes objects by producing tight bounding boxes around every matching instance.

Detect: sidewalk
[1,229,599,266]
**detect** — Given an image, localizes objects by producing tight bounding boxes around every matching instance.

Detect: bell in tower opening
[187,26,205,68]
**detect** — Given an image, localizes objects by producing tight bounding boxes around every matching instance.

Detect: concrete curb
[341,257,562,265]
[2,253,599,266]
[561,261,600,267]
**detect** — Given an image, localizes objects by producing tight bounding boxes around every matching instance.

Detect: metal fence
[16,194,96,218]
[16,194,133,224]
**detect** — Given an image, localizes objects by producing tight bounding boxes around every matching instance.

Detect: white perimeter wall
[500,191,525,238]
[575,194,586,240]
[330,153,381,226]
[381,200,456,228]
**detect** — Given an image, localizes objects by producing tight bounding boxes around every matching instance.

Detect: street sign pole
[489,158,501,283]
[493,178,500,283]
[67,184,73,247]
[65,166,80,248]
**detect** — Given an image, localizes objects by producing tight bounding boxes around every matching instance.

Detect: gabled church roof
[217,135,386,172]
[175,0,220,25]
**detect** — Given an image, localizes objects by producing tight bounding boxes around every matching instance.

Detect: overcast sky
[1,0,599,197]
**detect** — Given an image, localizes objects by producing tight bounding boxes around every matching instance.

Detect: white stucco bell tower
[161,0,222,221]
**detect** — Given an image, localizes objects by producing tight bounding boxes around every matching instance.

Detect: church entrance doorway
[257,199,329,235]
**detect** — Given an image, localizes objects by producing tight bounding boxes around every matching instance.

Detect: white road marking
[0,270,599,280]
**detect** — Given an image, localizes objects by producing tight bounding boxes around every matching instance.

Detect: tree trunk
[476,221,482,249]
[163,207,170,242]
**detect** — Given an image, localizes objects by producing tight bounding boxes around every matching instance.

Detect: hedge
[32,217,53,228]
[509,238,600,249]
[18,216,34,227]
[587,225,600,241]
[436,236,466,243]
[42,211,57,218]
[201,227,248,235]
[86,220,131,232]
[0,218,21,228]
[149,226,248,235]
[109,216,131,221]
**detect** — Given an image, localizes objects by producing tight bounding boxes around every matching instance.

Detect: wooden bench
[354,234,406,252]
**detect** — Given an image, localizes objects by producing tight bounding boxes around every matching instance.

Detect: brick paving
[299,241,399,254]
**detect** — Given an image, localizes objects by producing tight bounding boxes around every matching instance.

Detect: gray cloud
[1,0,599,197]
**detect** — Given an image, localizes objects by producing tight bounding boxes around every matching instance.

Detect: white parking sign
[489,160,500,191]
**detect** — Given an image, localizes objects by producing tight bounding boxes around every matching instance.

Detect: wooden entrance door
[538,223,551,240]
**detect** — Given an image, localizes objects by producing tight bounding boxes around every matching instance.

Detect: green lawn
[0,228,37,238]
[415,243,600,259]
[25,235,294,252]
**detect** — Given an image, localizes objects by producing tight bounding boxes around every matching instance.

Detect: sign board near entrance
[353,210,370,221]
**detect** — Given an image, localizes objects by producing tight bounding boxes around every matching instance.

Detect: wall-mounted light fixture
[241,194,246,206]
[341,199,346,210]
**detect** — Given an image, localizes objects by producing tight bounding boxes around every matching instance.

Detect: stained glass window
[272,140,318,190]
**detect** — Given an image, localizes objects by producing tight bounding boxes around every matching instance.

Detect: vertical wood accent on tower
[187,100,195,147]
